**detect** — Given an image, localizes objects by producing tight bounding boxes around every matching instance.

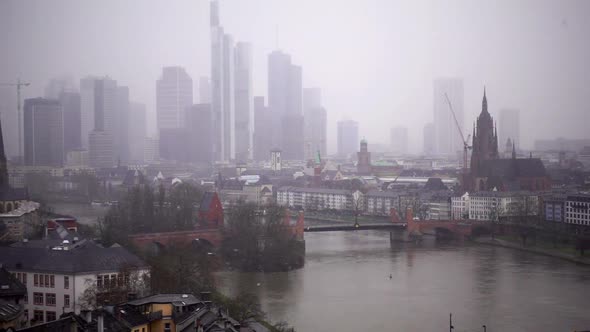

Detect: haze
[1,0,589,155]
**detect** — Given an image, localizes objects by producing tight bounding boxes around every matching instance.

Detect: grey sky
[1,0,589,155]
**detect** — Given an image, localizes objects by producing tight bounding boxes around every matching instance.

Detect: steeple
[482,86,488,114]
[0,113,9,189]
[512,141,516,159]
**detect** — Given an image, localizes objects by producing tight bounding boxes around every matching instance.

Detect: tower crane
[0,79,31,159]
[444,93,471,174]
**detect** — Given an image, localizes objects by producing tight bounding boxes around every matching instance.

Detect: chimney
[97,311,104,332]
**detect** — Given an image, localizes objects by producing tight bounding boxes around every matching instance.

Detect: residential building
[337,120,359,158]
[0,241,149,324]
[234,42,253,161]
[23,98,64,167]
[365,190,399,216]
[390,126,409,155]
[467,191,539,221]
[277,186,359,211]
[565,194,590,226]
[451,192,470,220]
[544,194,566,223]
[433,78,464,155]
[0,201,41,242]
[0,267,26,330]
[498,108,520,150]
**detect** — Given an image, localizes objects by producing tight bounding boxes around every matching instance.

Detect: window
[46,311,56,322]
[64,295,70,307]
[50,275,55,288]
[44,275,49,288]
[110,274,116,288]
[164,323,171,332]
[46,293,56,306]
[33,310,44,323]
[34,274,39,287]
[22,272,27,285]
[24,292,28,304]
[33,292,43,305]
[64,276,69,289]
[97,275,103,288]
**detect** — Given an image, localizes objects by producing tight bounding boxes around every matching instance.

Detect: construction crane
[444,93,471,173]
[0,79,31,159]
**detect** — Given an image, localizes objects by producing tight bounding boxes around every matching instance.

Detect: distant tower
[271,149,282,172]
[0,108,9,188]
[504,138,513,158]
[470,88,499,174]
[357,139,372,175]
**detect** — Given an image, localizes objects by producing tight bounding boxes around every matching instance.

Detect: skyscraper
[128,102,146,162]
[253,96,272,161]
[303,88,327,160]
[23,98,64,166]
[186,104,213,163]
[268,50,304,160]
[433,78,464,155]
[499,108,520,150]
[423,122,435,155]
[199,76,212,104]
[115,86,130,164]
[210,0,236,162]
[390,126,409,155]
[89,130,114,168]
[337,120,359,158]
[58,91,81,154]
[156,66,193,130]
[80,76,117,149]
[234,42,253,161]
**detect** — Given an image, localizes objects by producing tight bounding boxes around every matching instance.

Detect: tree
[223,293,265,324]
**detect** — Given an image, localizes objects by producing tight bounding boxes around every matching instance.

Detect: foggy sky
[1,0,589,155]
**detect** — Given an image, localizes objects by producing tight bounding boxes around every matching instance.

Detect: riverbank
[474,236,590,265]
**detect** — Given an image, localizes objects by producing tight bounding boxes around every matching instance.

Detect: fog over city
[1,0,589,156]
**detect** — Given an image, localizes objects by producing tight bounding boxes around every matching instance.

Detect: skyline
[1,0,589,156]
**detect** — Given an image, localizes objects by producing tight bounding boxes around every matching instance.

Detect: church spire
[512,141,516,159]
[482,86,488,114]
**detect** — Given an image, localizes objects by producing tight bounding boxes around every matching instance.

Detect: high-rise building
[390,126,409,155]
[128,102,146,163]
[499,108,520,150]
[80,77,118,149]
[210,0,236,162]
[159,128,189,162]
[58,91,81,154]
[303,88,327,160]
[433,78,464,155]
[144,137,159,164]
[268,50,304,160]
[234,42,253,161]
[337,120,359,158]
[44,78,75,99]
[199,76,212,104]
[186,104,213,163]
[23,98,64,166]
[253,96,272,161]
[423,122,435,155]
[156,66,193,130]
[0,88,18,158]
[89,130,114,168]
[114,86,130,164]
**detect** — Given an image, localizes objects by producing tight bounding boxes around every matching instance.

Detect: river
[217,230,590,332]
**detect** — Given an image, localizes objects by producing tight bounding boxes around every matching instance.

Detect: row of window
[28,309,57,323]
[12,272,27,286]
[97,273,130,289]
[32,274,69,289]
[32,292,69,307]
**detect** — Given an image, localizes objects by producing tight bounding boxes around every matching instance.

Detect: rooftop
[127,293,200,306]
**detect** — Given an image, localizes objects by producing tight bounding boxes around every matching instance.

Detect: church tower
[470,88,499,175]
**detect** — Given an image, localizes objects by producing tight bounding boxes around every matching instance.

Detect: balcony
[146,310,163,322]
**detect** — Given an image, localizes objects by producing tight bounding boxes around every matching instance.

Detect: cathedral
[467,89,550,192]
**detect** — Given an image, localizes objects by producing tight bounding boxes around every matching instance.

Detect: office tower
[268,50,304,160]
[89,130,114,168]
[199,76,212,104]
[156,66,193,130]
[337,120,359,158]
[0,88,18,158]
[23,98,64,166]
[390,126,409,155]
[186,104,213,163]
[303,88,327,160]
[210,0,235,162]
[58,91,81,154]
[234,42,253,161]
[128,102,146,162]
[144,137,159,164]
[423,122,435,155]
[253,96,272,161]
[44,77,75,99]
[80,76,118,149]
[159,128,189,162]
[499,108,520,150]
[115,86,130,164]
[433,78,464,155]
